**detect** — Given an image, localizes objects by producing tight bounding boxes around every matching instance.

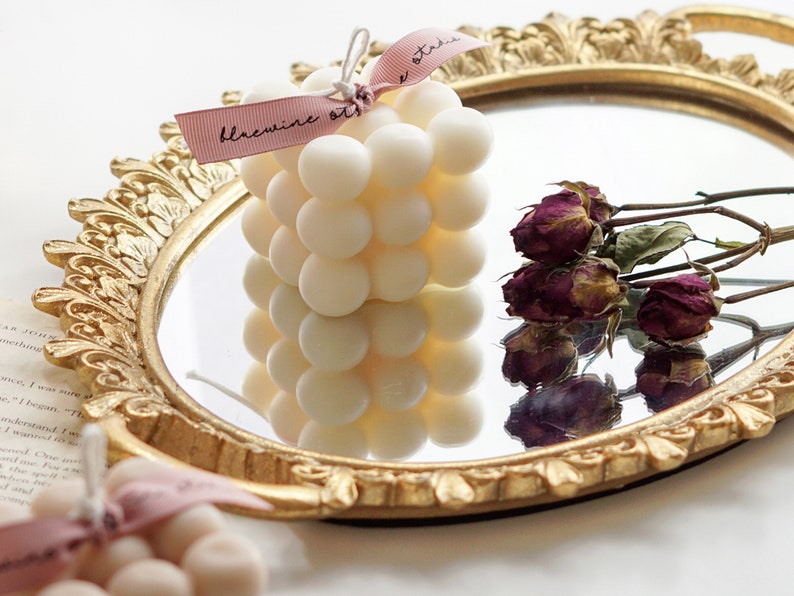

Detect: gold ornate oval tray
[33,6,794,520]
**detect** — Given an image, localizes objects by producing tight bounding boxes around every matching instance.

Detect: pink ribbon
[0,468,271,594]
[175,28,488,164]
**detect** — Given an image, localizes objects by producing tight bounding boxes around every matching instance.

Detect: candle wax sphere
[424,171,489,231]
[240,79,300,104]
[296,368,370,425]
[242,254,280,311]
[365,123,433,189]
[299,66,348,94]
[241,79,304,178]
[242,308,280,364]
[245,80,304,175]
[148,503,227,563]
[106,559,191,596]
[266,338,310,394]
[181,531,269,596]
[392,79,462,129]
[272,144,304,173]
[30,477,87,517]
[422,228,486,288]
[298,135,371,201]
[77,535,153,587]
[420,285,484,342]
[370,189,432,246]
[268,282,311,340]
[426,107,494,175]
[268,391,310,445]
[336,102,402,142]
[266,170,310,228]
[241,362,279,413]
[39,579,110,596]
[367,244,430,302]
[357,56,379,83]
[240,152,280,201]
[298,254,370,317]
[296,197,373,259]
[103,457,170,495]
[367,356,429,411]
[240,198,280,258]
[298,421,369,458]
[269,225,310,286]
[362,300,428,358]
[299,311,369,371]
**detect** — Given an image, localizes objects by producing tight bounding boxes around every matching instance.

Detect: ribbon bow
[175,27,488,164]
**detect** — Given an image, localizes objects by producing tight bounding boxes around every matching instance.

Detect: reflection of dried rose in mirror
[501,324,577,388]
[636,344,713,412]
[504,374,621,448]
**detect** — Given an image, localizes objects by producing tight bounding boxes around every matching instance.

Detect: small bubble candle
[0,425,271,595]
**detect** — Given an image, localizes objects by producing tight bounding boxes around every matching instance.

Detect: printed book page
[0,298,88,506]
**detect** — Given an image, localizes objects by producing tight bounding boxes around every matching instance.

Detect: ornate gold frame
[33,6,794,520]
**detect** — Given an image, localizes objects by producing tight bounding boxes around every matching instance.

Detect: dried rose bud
[636,274,722,344]
[635,344,713,412]
[582,184,614,224]
[502,258,627,324]
[510,190,596,265]
[504,374,621,448]
[501,324,578,387]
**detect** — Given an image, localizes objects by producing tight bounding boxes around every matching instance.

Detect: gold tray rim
[32,5,794,520]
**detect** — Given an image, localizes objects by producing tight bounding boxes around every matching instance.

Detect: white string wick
[312,26,371,100]
[72,423,108,532]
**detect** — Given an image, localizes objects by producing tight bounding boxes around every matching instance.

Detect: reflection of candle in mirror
[363,406,428,461]
[298,420,369,459]
[420,392,485,447]
[241,362,279,414]
[241,283,487,458]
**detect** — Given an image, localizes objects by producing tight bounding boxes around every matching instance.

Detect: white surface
[2,1,794,594]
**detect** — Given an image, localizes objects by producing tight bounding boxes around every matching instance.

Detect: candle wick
[308,26,371,101]
[185,370,270,422]
[72,423,108,533]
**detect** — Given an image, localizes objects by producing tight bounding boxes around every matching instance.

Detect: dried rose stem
[620,224,794,285]
[705,319,794,371]
[602,205,769,236]
[613,186,794,213]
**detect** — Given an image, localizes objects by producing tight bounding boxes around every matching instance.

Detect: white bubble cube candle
[240,69,493,318]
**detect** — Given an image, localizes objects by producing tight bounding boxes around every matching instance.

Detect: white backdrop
[2,1,794,594]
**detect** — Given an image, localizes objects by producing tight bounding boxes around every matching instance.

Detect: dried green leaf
[714,238,746,249]
[612,221,693,274]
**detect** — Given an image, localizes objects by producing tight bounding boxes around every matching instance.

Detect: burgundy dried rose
[510,190,596,265]
[502,258,627,324]
[583,184,614,224]
[501,324,578,388]
[636,274,722,344]
[635,345,713,412]
[510,185,614,265]
[504,374,621,448]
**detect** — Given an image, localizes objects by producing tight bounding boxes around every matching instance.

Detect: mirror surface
[157,101,794,463]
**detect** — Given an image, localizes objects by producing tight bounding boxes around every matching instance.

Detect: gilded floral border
[32,8,794,519]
